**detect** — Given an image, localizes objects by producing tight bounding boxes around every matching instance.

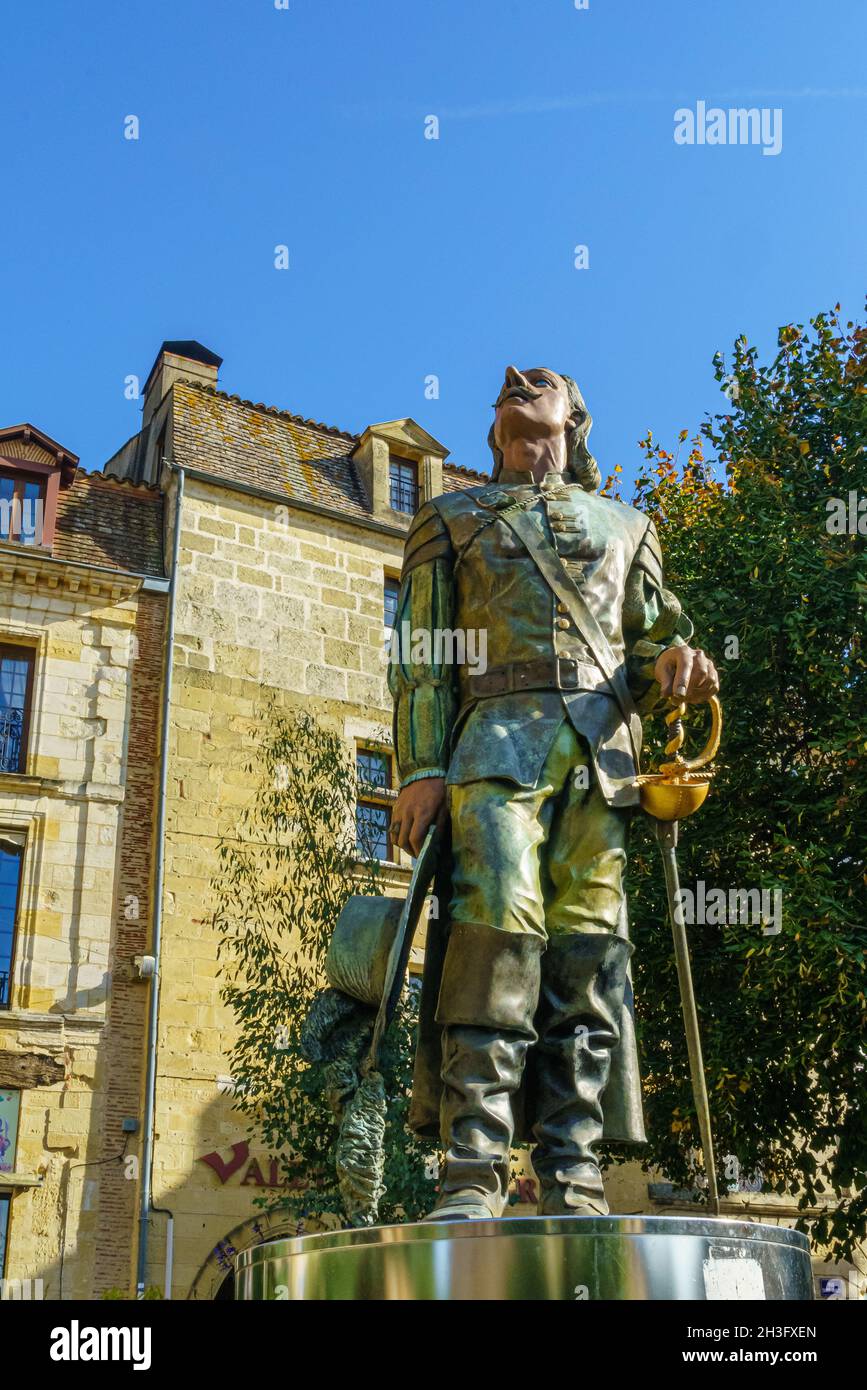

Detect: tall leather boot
[531,931,633,1217]
[424,922,543,1221]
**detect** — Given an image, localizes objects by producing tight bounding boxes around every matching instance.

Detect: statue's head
[488,365,600,491]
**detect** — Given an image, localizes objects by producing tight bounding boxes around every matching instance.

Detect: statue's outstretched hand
[654,645,719,705]
[392,777,447,858]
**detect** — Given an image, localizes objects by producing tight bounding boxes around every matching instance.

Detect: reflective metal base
[235,1215,814,1301]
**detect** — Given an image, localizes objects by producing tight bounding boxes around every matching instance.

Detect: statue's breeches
[447,719,629,938]
[410,718,646,1144]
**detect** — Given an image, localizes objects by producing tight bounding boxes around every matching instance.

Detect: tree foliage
[616,305,867,1259]
[213,707,435,1227]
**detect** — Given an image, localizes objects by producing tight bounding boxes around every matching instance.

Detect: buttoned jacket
[388,467,691,806]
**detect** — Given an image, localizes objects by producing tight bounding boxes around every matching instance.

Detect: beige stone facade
[142,423,456,1292]
[0,427,165,1299]
[150,476,415,1296]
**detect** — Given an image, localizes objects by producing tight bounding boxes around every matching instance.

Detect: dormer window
[351,420,447,519]
[0,470,45,546]
[389,456,419,514]
[0,425,79,551]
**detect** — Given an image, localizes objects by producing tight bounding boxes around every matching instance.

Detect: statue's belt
[464,655,615,700]
[482,502,645,767]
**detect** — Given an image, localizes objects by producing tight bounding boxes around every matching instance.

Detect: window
[0,647,34,775]
[389,456,419,514]
[0,429,79,549]
[0,471,45,546]
[357,749,390,792]
[384,576,400,648]
[356,748,393,862]
[356,803,391,863]
[0,844,23,1007]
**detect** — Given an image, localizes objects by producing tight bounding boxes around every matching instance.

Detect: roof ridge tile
[176,379,359,443]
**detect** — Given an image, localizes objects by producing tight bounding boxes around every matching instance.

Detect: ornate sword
[637,696,723,1215]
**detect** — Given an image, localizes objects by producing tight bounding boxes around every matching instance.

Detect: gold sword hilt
[659,694,722,776]
[636,695,722,821]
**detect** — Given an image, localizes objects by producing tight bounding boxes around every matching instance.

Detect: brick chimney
[142,340,222,427]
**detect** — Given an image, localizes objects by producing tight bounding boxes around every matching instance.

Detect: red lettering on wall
[198,1142,250,1183]
[240,1159,266,1187]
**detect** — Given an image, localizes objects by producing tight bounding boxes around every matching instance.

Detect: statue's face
[492,366,573,465]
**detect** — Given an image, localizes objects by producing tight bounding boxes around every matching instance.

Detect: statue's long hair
[487,373,601,492]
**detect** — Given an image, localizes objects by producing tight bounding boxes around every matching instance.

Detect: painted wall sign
[197,1141,289,1189]
[0,1089,20,1174]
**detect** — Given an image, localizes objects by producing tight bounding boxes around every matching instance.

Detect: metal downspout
[136,465,184,1297]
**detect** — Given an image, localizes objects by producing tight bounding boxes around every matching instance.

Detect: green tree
[213,707,435,1226]
[616,305,866,1259]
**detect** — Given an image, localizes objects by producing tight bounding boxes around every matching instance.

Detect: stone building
[102,341,486,1297]
[0,423,166,1298]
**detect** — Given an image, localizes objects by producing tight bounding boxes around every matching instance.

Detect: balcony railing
[0,709,23,774]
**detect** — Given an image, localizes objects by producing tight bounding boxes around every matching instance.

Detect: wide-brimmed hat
[326,824,441,1041]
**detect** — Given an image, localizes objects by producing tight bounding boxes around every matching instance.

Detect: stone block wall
[0,572,162,1298]
[149,477,405,1295]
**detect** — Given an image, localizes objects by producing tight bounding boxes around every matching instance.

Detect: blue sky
[0,0,863,489]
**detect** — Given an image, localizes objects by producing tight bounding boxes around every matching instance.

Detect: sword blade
[655,818,721,1215]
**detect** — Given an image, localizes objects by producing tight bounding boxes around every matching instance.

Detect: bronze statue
[387,365,719,1220]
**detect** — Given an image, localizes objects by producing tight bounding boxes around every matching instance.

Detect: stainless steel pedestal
[234,1215,813,1301]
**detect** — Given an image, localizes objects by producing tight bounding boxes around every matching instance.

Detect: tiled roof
[54,473,164,577]
[171,382,370,517]
[443,464,490,490]
[171,381,490,513]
